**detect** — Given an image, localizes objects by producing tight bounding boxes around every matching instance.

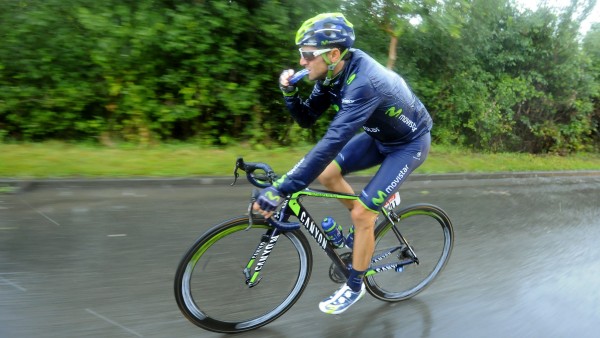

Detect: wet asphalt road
[1,174,599,338]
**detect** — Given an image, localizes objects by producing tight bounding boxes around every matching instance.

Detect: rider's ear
[331,48,342,62]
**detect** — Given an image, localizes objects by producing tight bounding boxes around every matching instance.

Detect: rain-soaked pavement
[1,173,599,338]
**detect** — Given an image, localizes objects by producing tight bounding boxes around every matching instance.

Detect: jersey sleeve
[275,80,381,195]
[283,82,331,128]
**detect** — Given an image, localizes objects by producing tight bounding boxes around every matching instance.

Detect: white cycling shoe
[319,283,366,315]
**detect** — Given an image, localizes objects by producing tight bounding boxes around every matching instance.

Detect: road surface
[1,174,599,337]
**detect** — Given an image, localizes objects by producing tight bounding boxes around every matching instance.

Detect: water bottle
[289,69,310,85]
[321,217,345,249]
[345,225,355,249]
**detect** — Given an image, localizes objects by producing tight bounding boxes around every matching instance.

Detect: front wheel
[174,216,313,333]
[366,204,454,301]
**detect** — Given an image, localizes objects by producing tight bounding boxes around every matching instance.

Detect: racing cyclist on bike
[253,12,433,315]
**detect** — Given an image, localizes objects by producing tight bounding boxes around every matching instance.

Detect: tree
[344,0,468,70]
[582,23,600,145]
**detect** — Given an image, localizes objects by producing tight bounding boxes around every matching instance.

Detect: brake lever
[231,158,244,186]
[231,170,239,186]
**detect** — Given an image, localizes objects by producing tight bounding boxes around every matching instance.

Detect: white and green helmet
[295,12,355,48]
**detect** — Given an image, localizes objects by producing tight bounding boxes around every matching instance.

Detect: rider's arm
[283,82,331,128]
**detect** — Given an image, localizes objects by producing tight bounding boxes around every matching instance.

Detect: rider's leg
[317,134,383,314]
[318,201,375,314]
[318,162,355,210]
[318,163,377,274]
[318,164,377,283]
[349,203,378,271]
[316,162,379,271]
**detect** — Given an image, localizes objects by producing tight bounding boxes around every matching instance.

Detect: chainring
[328,252,352,284]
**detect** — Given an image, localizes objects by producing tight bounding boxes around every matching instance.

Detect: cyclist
[253,12,433,314]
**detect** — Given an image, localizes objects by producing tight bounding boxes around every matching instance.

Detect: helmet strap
[321,49,349,86]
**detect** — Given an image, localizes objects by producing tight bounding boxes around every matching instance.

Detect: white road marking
[18,197,61,226]
[85,308,143,337]
[0,276,27,291]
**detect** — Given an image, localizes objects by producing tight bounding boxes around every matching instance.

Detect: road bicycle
[174,158,454,333]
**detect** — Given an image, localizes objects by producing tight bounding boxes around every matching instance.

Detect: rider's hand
[279,69,296,93]
[253,186,285,218]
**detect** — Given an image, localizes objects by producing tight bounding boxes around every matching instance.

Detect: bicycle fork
[242,228,281,287]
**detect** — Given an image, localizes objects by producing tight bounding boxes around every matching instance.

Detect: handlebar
[232,157,301,231]
[231,157,279,188]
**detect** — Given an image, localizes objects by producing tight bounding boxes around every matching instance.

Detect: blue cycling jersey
[274,49,433,195]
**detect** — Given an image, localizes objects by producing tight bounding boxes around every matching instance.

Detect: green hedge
[0,0,598,153]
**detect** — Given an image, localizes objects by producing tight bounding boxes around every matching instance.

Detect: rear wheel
[365,204,453,301]
[174,216,313,333]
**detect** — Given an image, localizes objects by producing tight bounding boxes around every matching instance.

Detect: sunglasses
[298,48,332,61]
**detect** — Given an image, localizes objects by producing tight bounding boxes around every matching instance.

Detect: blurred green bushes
[0,0,598,153]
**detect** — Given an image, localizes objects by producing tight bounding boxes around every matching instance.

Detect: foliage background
[0,0,598,153]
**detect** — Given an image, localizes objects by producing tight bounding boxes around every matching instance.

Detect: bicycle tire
[174,216,313,333]
[365,203,454,301]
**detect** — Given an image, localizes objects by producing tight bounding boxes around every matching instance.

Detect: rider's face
[298,46,331,81]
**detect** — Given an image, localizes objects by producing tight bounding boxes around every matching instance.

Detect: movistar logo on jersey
[386,106,418,132]
[385,164,410,194]
[386,107,403,118]
[266,191,281,202]
[371,190,388,207]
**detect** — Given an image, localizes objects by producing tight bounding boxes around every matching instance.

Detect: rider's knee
[350,204,378,230]
[318,163,342,186]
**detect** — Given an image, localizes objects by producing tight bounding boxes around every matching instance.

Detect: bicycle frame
[243,187,416,287]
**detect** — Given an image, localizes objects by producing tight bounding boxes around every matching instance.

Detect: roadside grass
[0,141,599,178]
